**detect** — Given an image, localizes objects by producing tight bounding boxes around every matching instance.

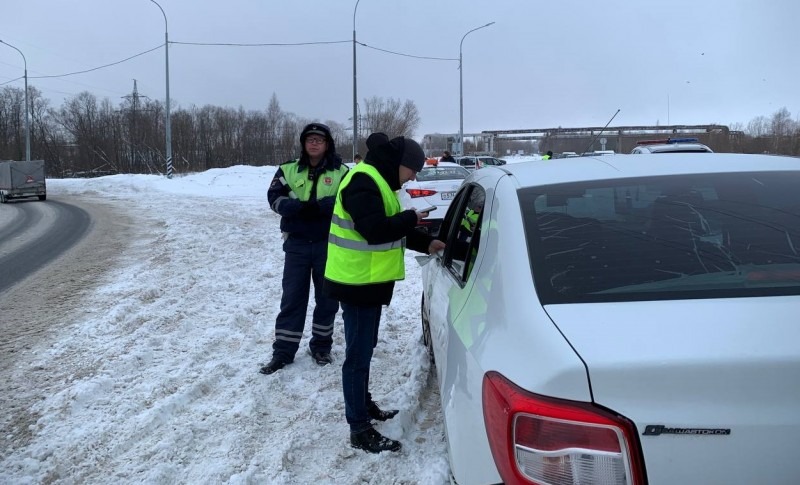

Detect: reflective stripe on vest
[280,159,347,201]
[325,163,405,284]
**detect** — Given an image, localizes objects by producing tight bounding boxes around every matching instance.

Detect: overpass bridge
[423,124,741,156]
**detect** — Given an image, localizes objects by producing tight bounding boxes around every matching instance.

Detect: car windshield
[520,171,800,304]
[416,166,470,181]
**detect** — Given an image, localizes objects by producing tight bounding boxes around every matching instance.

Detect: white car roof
[423,161,462,168]
[493,153,800,188]
[637,143,712,153]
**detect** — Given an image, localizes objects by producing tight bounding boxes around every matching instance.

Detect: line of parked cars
[414,152,800,485]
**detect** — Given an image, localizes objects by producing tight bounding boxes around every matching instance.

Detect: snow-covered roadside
[0,166,450,484]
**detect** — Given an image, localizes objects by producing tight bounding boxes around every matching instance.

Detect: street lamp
[0,40,30,162]
[149,0,173,178]
[352,0,362,161]
[458,21,494,156]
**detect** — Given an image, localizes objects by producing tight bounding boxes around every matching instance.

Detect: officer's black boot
[350,427,402,453]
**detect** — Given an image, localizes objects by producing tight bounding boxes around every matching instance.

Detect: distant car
[631,137,713,154]
[398,161,469,235]
[455,156,506,171]
[419,153,800,485]
[580,150,616,157]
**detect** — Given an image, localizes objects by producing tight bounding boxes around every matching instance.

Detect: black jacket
[323,156,434,306]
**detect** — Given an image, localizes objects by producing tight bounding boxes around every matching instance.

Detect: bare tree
[770,107,794,153]
[361,96,420,139]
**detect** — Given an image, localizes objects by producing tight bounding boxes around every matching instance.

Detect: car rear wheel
[420,294,435,366]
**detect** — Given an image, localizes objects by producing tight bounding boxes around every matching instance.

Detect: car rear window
[520,171,800,304]
[417,166,470,181]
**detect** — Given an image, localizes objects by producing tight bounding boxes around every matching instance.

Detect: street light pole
[353,0,361,161]
[150,0,173,178]
[1,40,30,162]
[458,21,494,157]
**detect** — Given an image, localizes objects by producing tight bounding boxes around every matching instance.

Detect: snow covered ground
[1,165,459,484]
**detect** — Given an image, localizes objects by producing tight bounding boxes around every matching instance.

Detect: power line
[171,40,350,47]
[0,75,24,86]
[1,36,456,90]
[173,38,457,61]
[29,44,163,79]
[358,41,457,61]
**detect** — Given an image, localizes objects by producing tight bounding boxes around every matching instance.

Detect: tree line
[0,85,420,177]
[0,84,797,177]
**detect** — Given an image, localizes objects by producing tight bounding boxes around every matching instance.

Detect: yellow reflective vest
[325,163,406,284]
[460,209,479,232]
[280,159,347,201]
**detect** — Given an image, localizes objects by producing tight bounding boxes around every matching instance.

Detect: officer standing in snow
[260,123,349,375]
[323,132,446,453]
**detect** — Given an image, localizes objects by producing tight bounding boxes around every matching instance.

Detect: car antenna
[580,109,620,155]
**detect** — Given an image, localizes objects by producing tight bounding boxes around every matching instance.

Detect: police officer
[260,123,349,375]
[440,150,456,163]
[324,132,446,453]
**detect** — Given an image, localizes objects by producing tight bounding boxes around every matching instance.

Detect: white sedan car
[399,161,470,235]
[420,153,800,485]
[631,137,713,154]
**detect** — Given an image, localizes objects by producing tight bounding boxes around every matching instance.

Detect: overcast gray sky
[2,0,798,139]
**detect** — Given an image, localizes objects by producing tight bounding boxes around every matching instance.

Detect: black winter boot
[259,358,288,375]
[368,401,399,421]
[350,427,402,453]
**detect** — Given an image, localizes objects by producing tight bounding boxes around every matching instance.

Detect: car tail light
[482,371,646,485]
[405,188,437,198]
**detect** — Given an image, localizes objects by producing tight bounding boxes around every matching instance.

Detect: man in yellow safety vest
[324,132,446,453]
[260,123,349,375]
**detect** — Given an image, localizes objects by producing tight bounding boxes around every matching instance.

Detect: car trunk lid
[546,296,800,484]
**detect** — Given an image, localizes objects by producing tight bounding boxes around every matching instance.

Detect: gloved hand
[297,200,320,219]
[317,196,336,215]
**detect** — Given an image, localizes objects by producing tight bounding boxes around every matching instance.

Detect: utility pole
[0,40,30,161]
[121,80,150,171]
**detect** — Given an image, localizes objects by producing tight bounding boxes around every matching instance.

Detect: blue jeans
[341,302,382,433]
[272,238,339,362]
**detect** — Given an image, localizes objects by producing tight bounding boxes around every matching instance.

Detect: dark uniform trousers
[272,237,339,362]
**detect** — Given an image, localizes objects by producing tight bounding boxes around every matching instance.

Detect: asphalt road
[0,194,135,454]
[0,198,91,293]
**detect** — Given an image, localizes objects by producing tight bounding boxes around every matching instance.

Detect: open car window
[440,184,486,284]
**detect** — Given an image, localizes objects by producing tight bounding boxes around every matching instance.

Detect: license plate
[441,191,456,200]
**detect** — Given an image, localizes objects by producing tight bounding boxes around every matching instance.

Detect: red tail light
[482,371,646,485]
[405,188,437,198]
